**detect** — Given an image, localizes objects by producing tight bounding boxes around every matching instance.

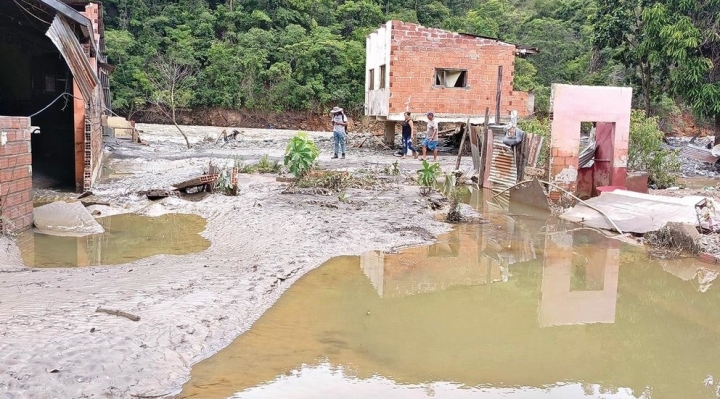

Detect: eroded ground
[0,125,474,398]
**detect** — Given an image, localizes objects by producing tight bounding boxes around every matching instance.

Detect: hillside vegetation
[104,0,719,137]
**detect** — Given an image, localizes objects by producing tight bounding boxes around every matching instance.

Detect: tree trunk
[641,63,651,117]
[173,121,192,149]
[714,114,720,146]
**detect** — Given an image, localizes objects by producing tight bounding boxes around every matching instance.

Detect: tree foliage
[102,0,715,127]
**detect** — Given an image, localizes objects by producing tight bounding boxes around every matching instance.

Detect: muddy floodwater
[178,197,720,399]
[19,213,210,267]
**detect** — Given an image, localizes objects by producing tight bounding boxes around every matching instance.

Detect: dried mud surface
[0,124,475,398]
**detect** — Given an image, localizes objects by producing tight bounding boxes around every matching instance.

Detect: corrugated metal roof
[35,0,98,58]
[488,132,518,192]
[579,142,596,168]
[45,15,99,100]
[681,145,719,163]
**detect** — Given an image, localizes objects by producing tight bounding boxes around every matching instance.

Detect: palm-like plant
[284,132,319,178]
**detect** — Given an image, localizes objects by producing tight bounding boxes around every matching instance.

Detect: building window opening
[434,69,467,88]
[368,69,375,90]
[379,65,386,89]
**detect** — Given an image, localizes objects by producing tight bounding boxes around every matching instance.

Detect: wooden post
[454,118,470,170]
[479,107,491,186]
[495,65,503,124]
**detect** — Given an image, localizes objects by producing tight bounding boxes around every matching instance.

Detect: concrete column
[384,121,395,148]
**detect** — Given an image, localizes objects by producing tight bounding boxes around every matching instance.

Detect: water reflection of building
[360,190,540,299]
[539,229,620,327]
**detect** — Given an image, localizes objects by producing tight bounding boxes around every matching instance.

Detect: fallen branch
[96,307,141,322]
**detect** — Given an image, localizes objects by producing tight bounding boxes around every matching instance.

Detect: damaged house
[0,0,110,234]
[364,21,538,144]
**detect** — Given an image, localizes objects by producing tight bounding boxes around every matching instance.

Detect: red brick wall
[0,117,33,234]
[388,21,531,118]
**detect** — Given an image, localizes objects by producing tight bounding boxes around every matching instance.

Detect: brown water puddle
[179,201,720,399]
[19,213,210,267]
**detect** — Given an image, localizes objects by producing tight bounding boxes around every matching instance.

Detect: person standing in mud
[400,112,418,159]
[421,112,439,161]
[330,106,347,159]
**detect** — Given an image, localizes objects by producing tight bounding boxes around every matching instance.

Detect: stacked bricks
[386,21,530,118]
[0,116,33,234]
[81,3,104,193]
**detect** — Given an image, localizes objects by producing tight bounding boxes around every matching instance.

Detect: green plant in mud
[284,132,319,178]
[442,172,464,222]
[234,157,255,174]
[382,160,400,176]
[417,160,441,195]
[235,155,282,174]
[518,118,550,168]
[628,110,680,189]
[255,155,281,174]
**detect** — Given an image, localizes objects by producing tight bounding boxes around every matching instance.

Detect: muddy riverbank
[0,124,472,398]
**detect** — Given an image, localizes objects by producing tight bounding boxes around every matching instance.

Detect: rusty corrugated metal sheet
[45,15,99,100]
[579,142,596,168]
[488,132,518,192]
[524,133,543,167]
[681,145,720,163]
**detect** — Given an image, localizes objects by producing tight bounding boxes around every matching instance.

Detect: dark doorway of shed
[0,5,76,191]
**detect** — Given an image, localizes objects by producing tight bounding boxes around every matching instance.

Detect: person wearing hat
[330,106,347,159]
[421,112,439,161]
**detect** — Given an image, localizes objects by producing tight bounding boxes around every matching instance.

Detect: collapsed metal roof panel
[33,0,98,57]
[45,14,99,100]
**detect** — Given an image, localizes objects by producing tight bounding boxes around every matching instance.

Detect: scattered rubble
[665,136,720,178]
[645,222,701,257]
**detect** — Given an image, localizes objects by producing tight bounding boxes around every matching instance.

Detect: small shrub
[255,155,281,173]
[628,110,680,188]
[442,172,462,222]
[518,117,550,167]
[284,132,319,178]
[417,160,441,194]
[234,157,255,174]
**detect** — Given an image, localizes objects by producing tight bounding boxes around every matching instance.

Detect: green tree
[641,2,720,143]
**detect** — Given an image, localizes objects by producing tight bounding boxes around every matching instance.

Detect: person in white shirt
[330,106,347,159]
[421,112,439,161]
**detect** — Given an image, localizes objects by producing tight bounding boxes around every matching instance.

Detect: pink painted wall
[549,84,632,198]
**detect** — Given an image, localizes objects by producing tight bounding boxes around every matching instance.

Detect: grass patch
[236,155,282,174]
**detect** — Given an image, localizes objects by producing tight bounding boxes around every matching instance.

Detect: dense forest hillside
[102,0,719,136]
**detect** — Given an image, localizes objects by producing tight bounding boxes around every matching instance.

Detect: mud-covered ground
[0,124,479,398]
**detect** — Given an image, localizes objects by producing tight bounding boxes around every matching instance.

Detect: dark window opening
[368,69,375,90]
[434,69,468,88]
[379,65,386,89]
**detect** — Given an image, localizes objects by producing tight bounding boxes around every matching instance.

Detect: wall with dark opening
[0,11,76,190]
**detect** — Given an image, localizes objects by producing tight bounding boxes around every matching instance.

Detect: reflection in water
[19,213,210,267]
[180,195,720,399]
[539,229,619,327]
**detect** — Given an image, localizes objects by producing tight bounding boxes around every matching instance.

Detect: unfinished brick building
[0,0,110,234]
[365,21,537,143]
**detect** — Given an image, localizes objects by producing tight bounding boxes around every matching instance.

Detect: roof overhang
[36,0,98,57]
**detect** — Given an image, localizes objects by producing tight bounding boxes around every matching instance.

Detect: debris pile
[560,188,720,259]
[664,136,720,178]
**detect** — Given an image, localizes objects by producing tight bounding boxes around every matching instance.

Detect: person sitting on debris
[421,112,439,161]
[401,112,418,159]
[330,106,348,159]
